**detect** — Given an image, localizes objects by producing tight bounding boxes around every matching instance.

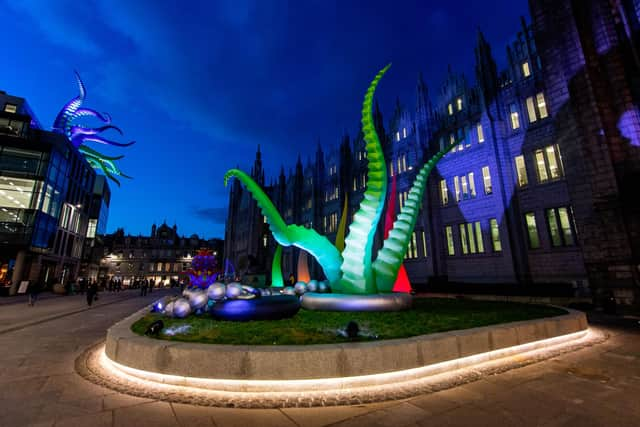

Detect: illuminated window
[402,154,407,172]
[3,103,17,114]
[263,235,268,247]
[482,166,492,195]
[490,218,502,252]
[510,104,520,130]
[454,176,460,202]
[403,127,407,138]
[449,133,455,145]
[459,224,468,254]
[396,157,402,175]
[522,61,531,78]
[535,144,564,183]
[448,103,453,115]
[421,230,427,257]
[526,96,537,123]
[468,172,476,197]
[456,97,463,111]
[477,123,485,143]
[461,175,469,199]
[406,231,418,259]
[390,162,395,177]
[515,155,528,187]
[352,177,357,191]
[86,219,97,238]
[445,226,455,255]
[263,215,267,223]
[546,207,575,247]
[440,179,449,205]
[475,222,484,253]
[536,93,548,119]
[467,223,476,253]
[525,212,540,249]
[396,131,400,142]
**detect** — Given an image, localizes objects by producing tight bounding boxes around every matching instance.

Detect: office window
[390,162,395,177]
[546,207,576,246]
[461,175,469,199]
[477,123,485,143]
[490,218,502,252]
[449,133,455,145]
[445,226,455,255]
[86,219,97,239]
[456,97,463,111]
[535,144,564,182]
[448,103,453,115]
[4,103,17,114]
[525,212,540,249]
[396,131,400,142]
[467,223,476,253]
[421,230,427,258]
[482,166,492,195]
[522,61,531,78]
[403,127,407,138]
[475,222,485,253]
[536,92,548,119]
[510,104,520,129]
[440,179,449,205]
[407,232,418,259]
[468,172,476,197]
[459,224,468,254]
[454,176,460,202]
[515,155,528,187]
[263,235,268,247]
[526,96,537,123]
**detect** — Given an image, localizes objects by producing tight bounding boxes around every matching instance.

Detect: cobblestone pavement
[0,295,638,427]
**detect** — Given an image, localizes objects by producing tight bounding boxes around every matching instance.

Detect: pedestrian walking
[86,281,97,307]
[28,281,42,306]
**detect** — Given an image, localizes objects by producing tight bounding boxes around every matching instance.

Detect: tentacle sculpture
[338,64,391,294]
[271,245,284,287]
[224,169,344,289]
[52,71,134,185]
[373,142,458,291]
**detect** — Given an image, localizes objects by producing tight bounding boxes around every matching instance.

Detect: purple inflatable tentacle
[82,135,136,147]
[72,108,112,123]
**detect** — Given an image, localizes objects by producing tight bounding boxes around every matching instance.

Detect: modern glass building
[0,91,108,294]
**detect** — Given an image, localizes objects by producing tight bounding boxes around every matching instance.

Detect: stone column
[9,250,27,295]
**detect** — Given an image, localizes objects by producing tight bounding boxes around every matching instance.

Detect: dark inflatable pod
[210,295,301,321]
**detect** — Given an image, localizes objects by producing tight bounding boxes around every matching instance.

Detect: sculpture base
[211,295,300,321]
[300,292,412,312]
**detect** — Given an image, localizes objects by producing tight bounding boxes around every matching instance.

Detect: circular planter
[300,292,413,311]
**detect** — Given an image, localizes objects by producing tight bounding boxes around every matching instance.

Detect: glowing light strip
[100,329,592,395]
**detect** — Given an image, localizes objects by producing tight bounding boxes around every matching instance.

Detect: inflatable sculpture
[224,64,458,310]
[184,249,220,289]
[52,72,134,185]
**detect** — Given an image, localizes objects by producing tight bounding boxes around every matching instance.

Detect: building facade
[0,91,109,295]
[224,0,640,304]
[99,223,223,286]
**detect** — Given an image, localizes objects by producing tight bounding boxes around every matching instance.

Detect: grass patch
[131,297,566,346]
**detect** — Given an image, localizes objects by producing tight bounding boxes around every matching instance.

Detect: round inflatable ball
[163,301,175,317]
[306,280,318,292]
[173,298,191,318]
[294,281,307,295]
[188,290,208,310]
[207,282,226,300]
[317,281,328,293]
[282,286,296,296]
[226,282,244,299]
[260,288,272,297]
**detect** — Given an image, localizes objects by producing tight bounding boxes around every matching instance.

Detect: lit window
[390,162,395,177]
[490,218,502,252]
[558,207,575,246]
[449,133,455,145]
[445,226,455,255]
[536,93,548,119]
[522,61,531,78]
[440,180,449,205]
[409,232,418,259]
[263,215,267,223]
[467,223,476,253]
[468,172,476,197]
[482,166,492,195]
[515,155,528,187]
[546,207,575,246]
[403,127,407,138]
[535,150,548,182]
[459,224,468,254]
[396,157,402,175]
[402,154,407,172]
[546,209,562,247]
[477,123,485,143]
[86,219,97,238]
[396,131,400,142]
[456,97,463,111]
[454,176,460,202]
[510,104,520,130]
[448,103,453,115]
[475,222,484,253]
[526,96,537,123]
[3,103,17,114]
[525,212,540,249]
[535,144,564,183]
[421,230,427,257]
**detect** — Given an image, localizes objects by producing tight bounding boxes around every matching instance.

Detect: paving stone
[113,402,178,427]
[281,405,371,427]
[207,408,297,427]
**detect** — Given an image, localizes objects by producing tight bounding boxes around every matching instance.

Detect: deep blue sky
[0,1,530,239]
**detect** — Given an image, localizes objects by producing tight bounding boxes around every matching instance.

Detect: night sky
[1,0,530,239]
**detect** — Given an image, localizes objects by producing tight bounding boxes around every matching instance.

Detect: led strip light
[80,328,602,407]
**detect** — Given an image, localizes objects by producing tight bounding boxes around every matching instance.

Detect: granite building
[100,223,224,286]
[225,0,640,305]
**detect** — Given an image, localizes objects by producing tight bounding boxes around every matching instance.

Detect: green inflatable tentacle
[271,245,283,287]
[224,169,343,289]
[339,64,391,294]
[373,143,459,291]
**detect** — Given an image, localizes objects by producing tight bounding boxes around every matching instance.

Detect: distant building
[100,223,223,286]
[0,90,109,295]
[225,0,640,305]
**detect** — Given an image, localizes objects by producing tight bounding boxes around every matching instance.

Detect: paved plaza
[0,292,638,427]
